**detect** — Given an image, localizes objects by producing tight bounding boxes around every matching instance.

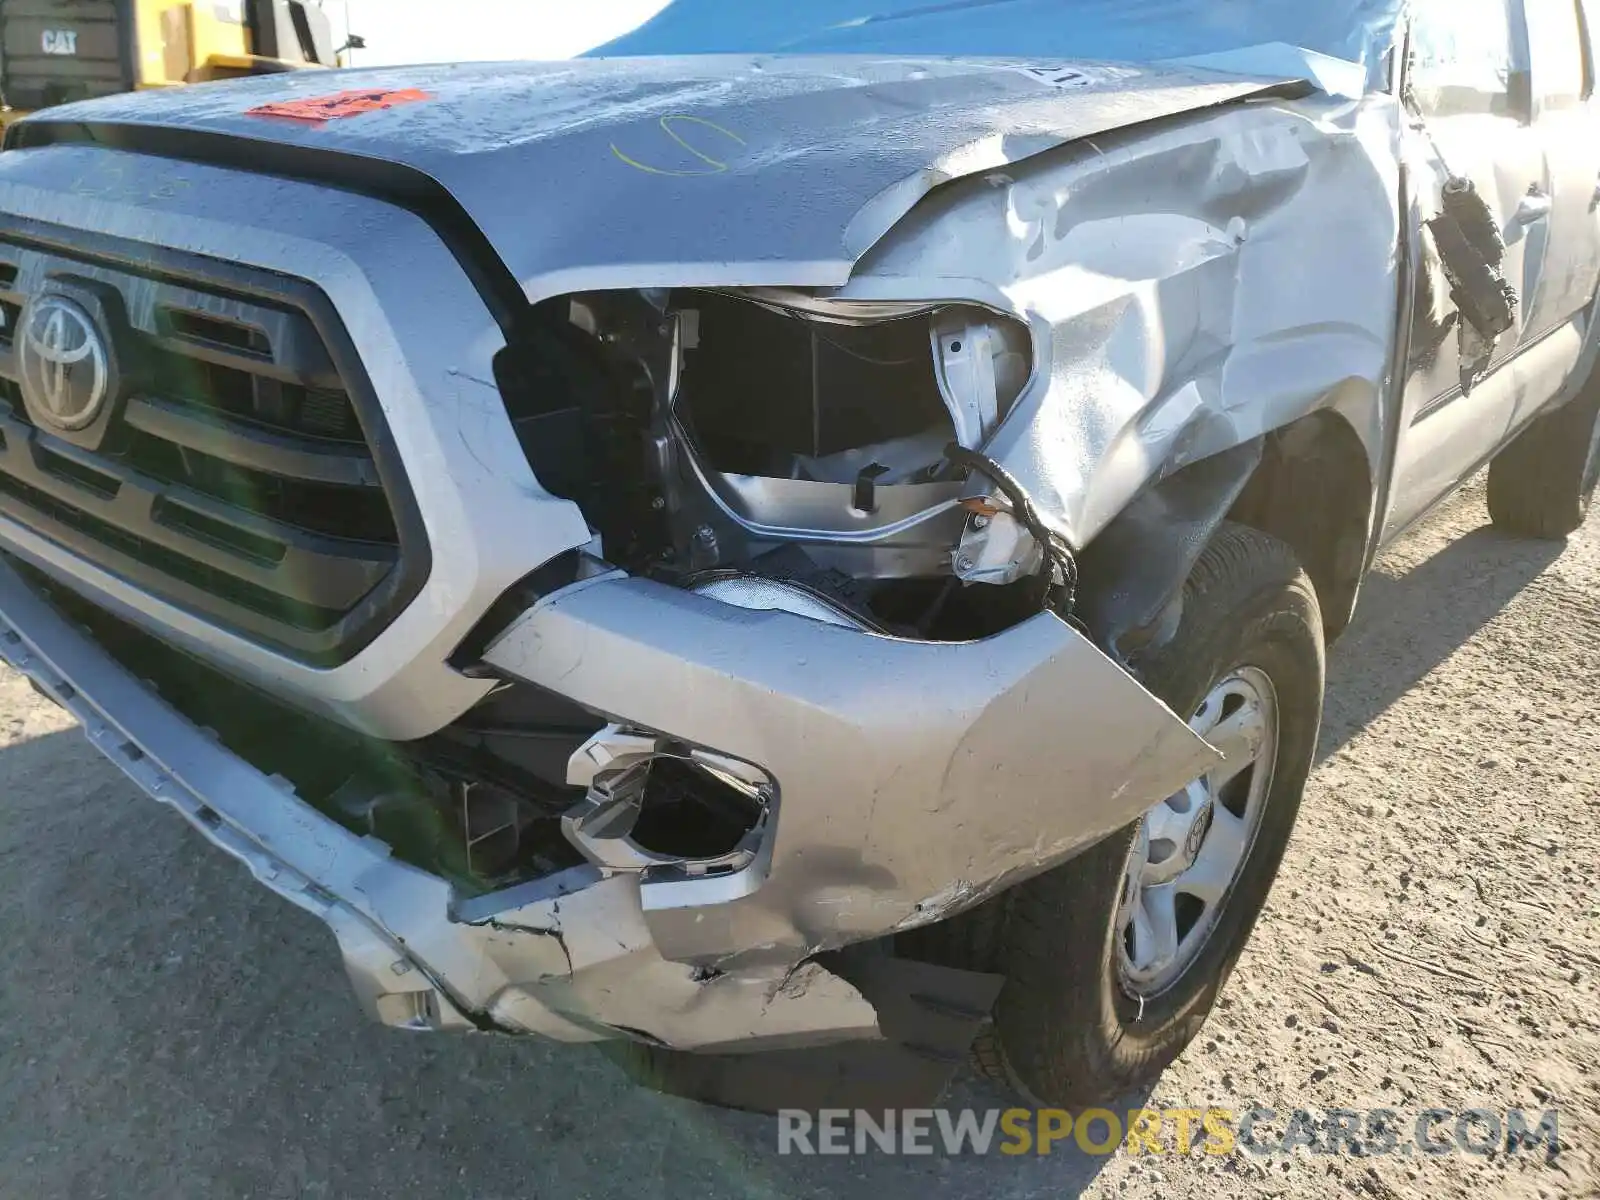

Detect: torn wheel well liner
[1075,410,1372,664]
[1075,439,1264,662]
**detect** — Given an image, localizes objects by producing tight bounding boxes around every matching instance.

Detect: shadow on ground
[1318,524,1563,762]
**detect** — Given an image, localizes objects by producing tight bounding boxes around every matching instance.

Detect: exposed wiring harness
[944,444,1079,621]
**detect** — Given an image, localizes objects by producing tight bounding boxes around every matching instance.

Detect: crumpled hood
[16,57,1283,296]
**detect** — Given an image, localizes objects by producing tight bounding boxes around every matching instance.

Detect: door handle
[1510,187,1553,230]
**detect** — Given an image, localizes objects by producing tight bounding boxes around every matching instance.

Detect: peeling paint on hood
[19,56,1287,294]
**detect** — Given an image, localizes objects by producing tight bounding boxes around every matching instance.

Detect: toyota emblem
[18,295,112,432]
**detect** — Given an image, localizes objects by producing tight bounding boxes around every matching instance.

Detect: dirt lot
[0,474,1595,1200]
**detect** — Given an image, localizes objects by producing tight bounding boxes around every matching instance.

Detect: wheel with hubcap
[1488,380,1600,540]
[920,523,1326,1107]
[1117,666,1279,1002]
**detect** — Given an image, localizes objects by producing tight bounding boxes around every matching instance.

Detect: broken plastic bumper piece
[0,557,1215,1052]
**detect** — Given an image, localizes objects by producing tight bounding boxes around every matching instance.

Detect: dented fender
[829,92,1402,554]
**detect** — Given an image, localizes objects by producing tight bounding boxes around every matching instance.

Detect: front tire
[1488,381,1600,539]
[976,524,1325,1106]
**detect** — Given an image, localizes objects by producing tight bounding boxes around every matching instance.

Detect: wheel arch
[1228,408,1376,641]
[1075,407,1376,659]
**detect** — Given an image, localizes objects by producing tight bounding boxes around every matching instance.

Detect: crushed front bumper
[0,557,1216,1052]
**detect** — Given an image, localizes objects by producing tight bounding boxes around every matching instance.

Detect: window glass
[1524,0,1589,106]
[1409,0,1516,116]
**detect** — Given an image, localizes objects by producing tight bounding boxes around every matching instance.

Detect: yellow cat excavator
[0,1,345,131]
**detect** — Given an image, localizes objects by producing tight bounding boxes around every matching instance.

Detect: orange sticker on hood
[247,88,432,124]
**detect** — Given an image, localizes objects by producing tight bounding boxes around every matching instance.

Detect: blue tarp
[591,0,1407,89]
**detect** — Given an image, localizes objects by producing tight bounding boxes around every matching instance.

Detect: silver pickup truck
[0,0,1595,1109]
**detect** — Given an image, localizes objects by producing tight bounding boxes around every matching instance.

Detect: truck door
[1516,0,1600,401]
[1384,0,1546,539]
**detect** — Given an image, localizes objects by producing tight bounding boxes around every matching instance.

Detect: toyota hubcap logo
[18,296,111,431]
[1185,801,1214,864]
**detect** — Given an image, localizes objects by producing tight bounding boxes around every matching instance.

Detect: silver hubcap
[1116,666,1280,998]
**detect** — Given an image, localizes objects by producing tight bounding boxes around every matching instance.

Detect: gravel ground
[0,475,1595,1200]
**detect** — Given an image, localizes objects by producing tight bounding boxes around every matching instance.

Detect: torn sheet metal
[17,56,1286,293]
[817,90,1403,549]
[484,575,1219,969]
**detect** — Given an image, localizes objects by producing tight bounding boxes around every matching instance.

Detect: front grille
[0,222,428,665]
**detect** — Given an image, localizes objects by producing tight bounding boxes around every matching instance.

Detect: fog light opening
[630,755,765,860]
[564,725,774,875]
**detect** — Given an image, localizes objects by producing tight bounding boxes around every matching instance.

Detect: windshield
[591,0,1407,69]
